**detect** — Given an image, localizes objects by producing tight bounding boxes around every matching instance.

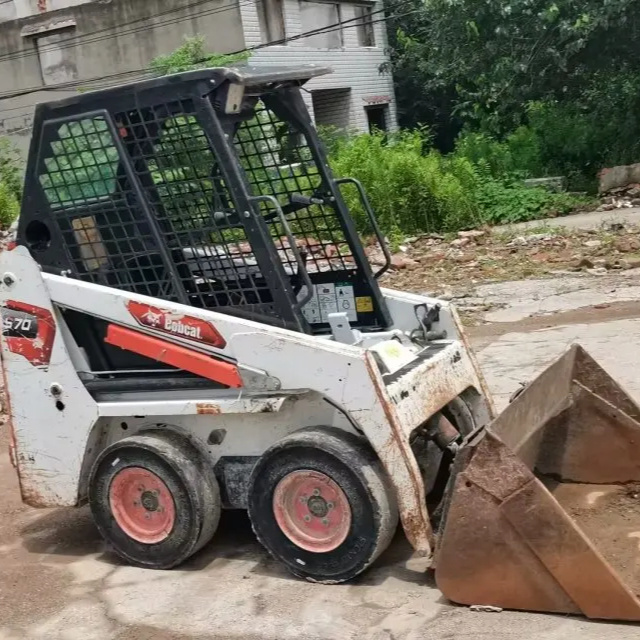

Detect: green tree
[385,0,639,146]
[150,36,248,75]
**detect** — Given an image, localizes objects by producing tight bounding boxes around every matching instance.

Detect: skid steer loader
[2,65,640,621]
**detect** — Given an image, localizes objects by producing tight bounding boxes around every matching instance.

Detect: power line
[0,102,39,114]
[0,6,409,104]
[0,0,246,64]
[229,8,393,54]
[0,0,396,65]
[0,124,32,134]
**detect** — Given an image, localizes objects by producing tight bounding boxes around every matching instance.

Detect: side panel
[96,392,358,459]
[0,247,98,507]
[382,287,496,420]
[43,267,434,552]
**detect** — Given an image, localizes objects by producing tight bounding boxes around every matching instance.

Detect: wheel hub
[140,490,160,512]
[273,470,352,553]
[307,495,329,518]
[109,467,176,544]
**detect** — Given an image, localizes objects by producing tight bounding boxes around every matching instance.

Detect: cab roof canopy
[36,64,333,111]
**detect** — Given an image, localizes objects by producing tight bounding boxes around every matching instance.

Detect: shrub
[328,129,592,237]
[453,127,544,179]
[475,178,592,225]
[506,126,544,178]
[150,36,249,75]
[0,137,22,228]
[0,181,19,229]
[317,124,358,156]
[0,138,22,202]
[453,132,513,178]
[329,130,482,241]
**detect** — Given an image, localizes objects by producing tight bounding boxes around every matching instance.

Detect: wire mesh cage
[234,103,358,278]
[30,73,388,332]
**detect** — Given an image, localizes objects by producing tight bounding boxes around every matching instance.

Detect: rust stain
[37,0,47,12]
[259,399,280,413]
[451,307,496,418]
[20,478,52,508]
[197,403,221,415]
[364,354,433,553]
[0,351,18,473]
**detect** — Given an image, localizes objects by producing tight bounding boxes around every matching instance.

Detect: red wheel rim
[273,470,352,553]
[109,467,176,544]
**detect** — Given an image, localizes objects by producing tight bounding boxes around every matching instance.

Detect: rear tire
[89,432,220,569]
[248,427,398,584]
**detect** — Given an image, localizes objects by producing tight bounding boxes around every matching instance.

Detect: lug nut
[313,489,320,496]
[327,502,334,510]
[322,518,329,525]
[303,515,311,522]
[299,496,307,504]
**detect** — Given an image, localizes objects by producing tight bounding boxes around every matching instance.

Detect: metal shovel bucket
[434,344,640,621]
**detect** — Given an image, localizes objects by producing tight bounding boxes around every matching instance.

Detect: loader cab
[17,65,392,337]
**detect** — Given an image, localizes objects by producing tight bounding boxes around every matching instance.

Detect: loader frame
[1,246,492,557]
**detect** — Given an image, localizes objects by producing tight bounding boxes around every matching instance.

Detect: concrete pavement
[494,206,640,233]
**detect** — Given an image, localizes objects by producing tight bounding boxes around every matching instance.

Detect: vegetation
[146,38,593,239]
[328,129,591,239]
[385,0,640,189]
[0,138,22,228]
[5,3,638,234]
[150,36,248,75]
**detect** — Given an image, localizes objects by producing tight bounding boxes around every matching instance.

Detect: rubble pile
[378,223,640,322]
[597,184,640,212]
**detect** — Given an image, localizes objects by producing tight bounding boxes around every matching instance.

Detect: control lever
[411,303,447,345]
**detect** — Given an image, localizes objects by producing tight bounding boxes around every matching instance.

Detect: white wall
[0,0,247,155]
[240,0,397,132]
[1,0,95,21]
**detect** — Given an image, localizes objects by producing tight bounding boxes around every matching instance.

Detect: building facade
[241,0,397,133]
[0,0,396,155]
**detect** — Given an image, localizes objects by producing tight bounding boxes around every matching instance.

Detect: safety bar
[333,177,392,278]
[248,195,314,310]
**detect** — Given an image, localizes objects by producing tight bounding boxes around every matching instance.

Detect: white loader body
[1,246,492,557]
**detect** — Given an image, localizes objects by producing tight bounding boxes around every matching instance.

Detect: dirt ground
[380,220,640,324]
[4,220,640,638]
[550,483,640,598]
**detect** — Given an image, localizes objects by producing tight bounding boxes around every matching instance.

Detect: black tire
[248,427,398,584]
[89,432,220,569]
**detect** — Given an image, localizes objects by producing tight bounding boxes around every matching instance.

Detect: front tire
[248,427,398,583]
[89,432,220,569]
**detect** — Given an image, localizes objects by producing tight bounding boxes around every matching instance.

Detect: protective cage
[17,66,392,333]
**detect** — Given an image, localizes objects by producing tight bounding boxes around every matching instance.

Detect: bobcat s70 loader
[3,65,640,621]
